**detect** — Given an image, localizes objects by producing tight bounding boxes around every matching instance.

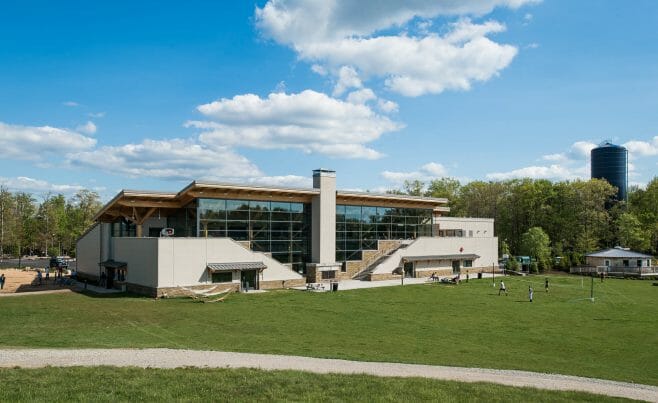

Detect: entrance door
[451,260,460,274]
[403,261,414,278]
[106,268,115,289]
[241,270,258,291]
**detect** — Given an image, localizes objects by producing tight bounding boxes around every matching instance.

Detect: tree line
[0,187,102,259]
[397,177,658,269]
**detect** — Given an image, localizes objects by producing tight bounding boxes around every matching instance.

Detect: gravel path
[1,349,657,401]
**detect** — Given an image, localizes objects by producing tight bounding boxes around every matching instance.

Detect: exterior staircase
[352,241,409,281]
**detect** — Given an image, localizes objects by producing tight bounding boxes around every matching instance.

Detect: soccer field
[1,275,656,385]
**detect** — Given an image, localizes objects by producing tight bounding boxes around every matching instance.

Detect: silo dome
[591,141,628,202]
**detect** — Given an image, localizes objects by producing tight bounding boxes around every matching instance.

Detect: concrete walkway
[1,349,656,402]
[296,273,502,292]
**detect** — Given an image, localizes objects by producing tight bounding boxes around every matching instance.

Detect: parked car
[49,257,69,270]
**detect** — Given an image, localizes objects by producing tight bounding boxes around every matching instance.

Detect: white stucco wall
[76,223,101,278]
[156,237,303,288]
[113,237,159,288]
[435,217,494,237]
[372,236,498,275]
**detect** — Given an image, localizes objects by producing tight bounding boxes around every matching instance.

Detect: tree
[425,178,461,206]
[520,227,551,272]
[403,180,425,196]
[617,212,650,252]
[0,187,15,260]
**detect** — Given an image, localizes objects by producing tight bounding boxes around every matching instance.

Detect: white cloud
[486,164,584,181]
[486,137,658,182]
[63,101,79,107]
[311,64,327,76]
[422,162,448,177]
[76,121,97,135]
[346,88,377,105]
[189,90,401,159]
[377,99,399,113]
[333,65,362,96]
[525,42,539,49]
[243,175,312,188]
[381,162,449,184]
[0,121,96,161]
[68,138,262,181]
[541,141,596,162]
[624,136,658,157]
[88,112,106,118]
[257,1,534,97]
[0,176,85,195]
[256,1,538,44]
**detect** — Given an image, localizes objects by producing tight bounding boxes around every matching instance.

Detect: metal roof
[403,254,480,262]
[586,248,653,259]
[207,262,266,272]
[99,260,128,268]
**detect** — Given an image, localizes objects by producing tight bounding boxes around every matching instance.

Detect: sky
[1,0,657,201]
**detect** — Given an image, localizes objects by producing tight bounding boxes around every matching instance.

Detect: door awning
[99,260,127,269]
[403,254,480,262]
[207,262,266,272]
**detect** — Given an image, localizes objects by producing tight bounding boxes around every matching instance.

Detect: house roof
[586,248,653,259]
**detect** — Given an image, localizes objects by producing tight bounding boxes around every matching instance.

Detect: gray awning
[403,254,480,262]
[207,262,266,272]
[99,260,127,269]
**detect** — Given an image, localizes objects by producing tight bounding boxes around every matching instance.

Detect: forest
[0,187,101,258]
[1,176,656,266]
[396,177,658,269]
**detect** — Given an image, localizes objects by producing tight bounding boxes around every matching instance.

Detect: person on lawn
[498,281,507,296]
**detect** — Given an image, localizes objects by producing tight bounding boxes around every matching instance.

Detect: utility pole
[590,275,594,302]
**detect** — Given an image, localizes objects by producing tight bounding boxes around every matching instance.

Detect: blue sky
[1,0,657,200]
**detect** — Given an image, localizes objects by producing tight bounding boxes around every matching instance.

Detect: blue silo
[591,142,628,202]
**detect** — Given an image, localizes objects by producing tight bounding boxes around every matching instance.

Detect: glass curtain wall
[197,198,311,273]
[167,201,197,237]
[336,205,433,261]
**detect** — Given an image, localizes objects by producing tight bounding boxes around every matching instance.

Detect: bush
[505,258,520,271]
[530,261,539,273]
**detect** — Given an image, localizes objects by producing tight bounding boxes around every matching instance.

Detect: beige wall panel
[113,237,159,288]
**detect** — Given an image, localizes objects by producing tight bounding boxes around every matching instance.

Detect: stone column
[309,169,340,279]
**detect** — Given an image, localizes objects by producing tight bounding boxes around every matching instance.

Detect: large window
[167,201,197,237]
[211,272,232,283]
[111,218,136,237]
[198,198,311,273]
[336,205,432,261]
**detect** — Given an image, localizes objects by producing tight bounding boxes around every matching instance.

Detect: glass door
[241,270,258,290]
[451,260,460,274]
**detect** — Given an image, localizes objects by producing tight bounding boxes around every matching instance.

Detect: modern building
[76,169,498,296]
[591,141,628,202]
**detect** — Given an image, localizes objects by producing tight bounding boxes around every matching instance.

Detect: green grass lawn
[1,275,657,385]
[0,367,634,402]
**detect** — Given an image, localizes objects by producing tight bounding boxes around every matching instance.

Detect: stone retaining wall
[260,278,306,290]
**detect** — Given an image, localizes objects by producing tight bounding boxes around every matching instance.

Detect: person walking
[545,278,549,293]
[45,266,50,283]
[0,273,5,290]
[529,286,534,302]
[498,281,507,296]
[37,270,42,286]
